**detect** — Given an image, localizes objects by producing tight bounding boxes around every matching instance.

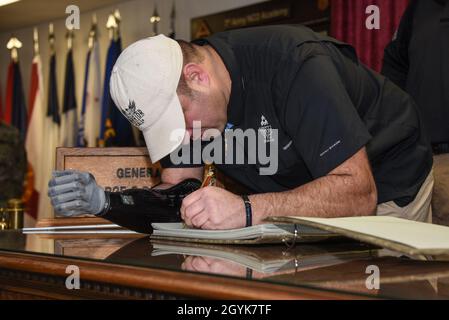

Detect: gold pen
[201,163,217,187]
[182,164,216,229]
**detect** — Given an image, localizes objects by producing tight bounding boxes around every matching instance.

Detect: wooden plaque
[38,147,161,227]
[56,147,161,192]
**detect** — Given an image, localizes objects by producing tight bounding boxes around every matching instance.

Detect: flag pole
[114,9,121,40]
[106,12,118,41]
[66,29,74,51]
[48,23,55,55]
[150,4,161,36]
[88,14,97,50]
[169,1,176,38]
[33,28,39,57]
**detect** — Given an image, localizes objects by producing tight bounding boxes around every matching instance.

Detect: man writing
[48,25,433,231]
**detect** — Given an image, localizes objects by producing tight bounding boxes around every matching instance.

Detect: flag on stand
[4,62,14,124]
[99,38,135,147]
[169,1,176,39]
[77,40,101,147]
[38,53,60,220]
[23,55,45,226]
[77,50,91,147]
[60,49,77,147]
[4,60,27,139]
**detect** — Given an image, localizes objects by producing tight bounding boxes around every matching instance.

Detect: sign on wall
[191,0,330,40]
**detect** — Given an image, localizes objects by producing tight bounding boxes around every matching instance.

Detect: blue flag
[77,50,91,147]
[60,49,78,147]
[11,61,27,140]
[47,54,60,126]
[100,38,135,147]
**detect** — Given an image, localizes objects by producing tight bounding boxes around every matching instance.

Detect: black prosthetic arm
[96,179,202,234]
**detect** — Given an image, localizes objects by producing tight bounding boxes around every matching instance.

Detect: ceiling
[0,0,128,32]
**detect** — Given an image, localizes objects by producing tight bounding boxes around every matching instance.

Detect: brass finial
[88,13,98,49]
[49,23,55,55]
[33,27,39,56]
[106,9,121,41]
[6,35,22,62]
[150,4,161,36]
[66,28,74,50]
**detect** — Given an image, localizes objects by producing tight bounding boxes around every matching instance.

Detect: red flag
[4,62,14,124]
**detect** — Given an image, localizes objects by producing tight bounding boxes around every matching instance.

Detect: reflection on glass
[1,231,449,299]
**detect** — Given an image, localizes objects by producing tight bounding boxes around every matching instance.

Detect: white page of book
[290,216,449,250]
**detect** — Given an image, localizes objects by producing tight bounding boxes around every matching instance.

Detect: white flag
[24,55,45,227]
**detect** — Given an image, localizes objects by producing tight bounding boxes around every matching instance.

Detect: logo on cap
[123,100,145,127]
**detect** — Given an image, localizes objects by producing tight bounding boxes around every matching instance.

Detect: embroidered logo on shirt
[123,100,145,127]
[320,140,342,157]
[259,115,274,143]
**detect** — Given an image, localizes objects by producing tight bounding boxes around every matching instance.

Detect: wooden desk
[0,231,448,300]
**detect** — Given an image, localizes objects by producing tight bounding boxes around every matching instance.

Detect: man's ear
[183,63,210,92]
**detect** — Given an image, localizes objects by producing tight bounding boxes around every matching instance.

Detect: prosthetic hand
[99,178,201,234]
[48,170,202,234]
[48,170,106,217]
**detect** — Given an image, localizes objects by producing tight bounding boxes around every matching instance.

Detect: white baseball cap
[110,34,185,163]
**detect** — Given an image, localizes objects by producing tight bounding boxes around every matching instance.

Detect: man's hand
[180,187,246,230]
[48,170,106,217]
[181,256,246,276]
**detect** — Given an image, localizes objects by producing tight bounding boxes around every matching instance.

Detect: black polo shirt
[162,25,432,206]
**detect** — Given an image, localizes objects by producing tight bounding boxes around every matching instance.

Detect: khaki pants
[431,154,449,226]
[376,170,434,223]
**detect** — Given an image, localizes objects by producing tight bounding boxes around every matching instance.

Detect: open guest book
[150,223,338,245]
[152,216,449,257]
[267,216,449,257]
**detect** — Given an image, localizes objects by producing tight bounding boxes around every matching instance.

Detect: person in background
[382,0,449,149]
[0,121,26,207]
[382,0,449,226]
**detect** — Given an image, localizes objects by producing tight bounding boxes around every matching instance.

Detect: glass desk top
[1,230,449,299]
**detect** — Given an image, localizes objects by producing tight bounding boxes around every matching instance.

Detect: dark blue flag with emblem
[47,53,60,126]
[100,37,135,147]
[60,49,78,147]
[9,61,27,140]
[77,50,91,147]
[45,52,61,156]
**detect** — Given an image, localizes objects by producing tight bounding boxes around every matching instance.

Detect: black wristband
[241,195,252,227]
